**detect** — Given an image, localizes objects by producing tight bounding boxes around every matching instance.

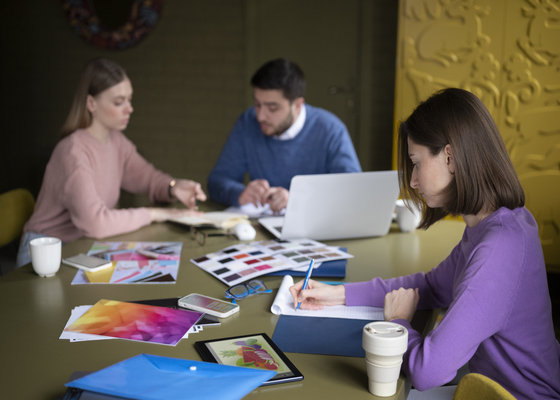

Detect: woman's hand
[171,179,207,209]
[289,279,346,310]
[383,287,419,322]
[148,207,203,223]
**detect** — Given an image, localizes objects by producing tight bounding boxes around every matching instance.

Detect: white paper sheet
[224,203,285,218]
[270,275,384,320]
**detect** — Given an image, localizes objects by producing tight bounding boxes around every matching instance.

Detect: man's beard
[270,111,294,136]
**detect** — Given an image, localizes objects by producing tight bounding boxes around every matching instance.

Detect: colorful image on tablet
[209,335,290,374]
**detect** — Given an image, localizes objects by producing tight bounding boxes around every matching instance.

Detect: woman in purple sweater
[290,88,560,399]
[17,58,206,267]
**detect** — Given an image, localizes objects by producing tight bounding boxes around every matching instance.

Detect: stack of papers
[190,238,353,286]
[71,242,182,285]
[60,300,206,346]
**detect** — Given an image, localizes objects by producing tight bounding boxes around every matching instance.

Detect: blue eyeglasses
[225,279,272,303]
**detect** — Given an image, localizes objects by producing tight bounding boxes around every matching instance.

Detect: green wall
[0,1,398,207]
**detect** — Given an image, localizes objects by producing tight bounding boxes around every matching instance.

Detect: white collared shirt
[273,104,307,141]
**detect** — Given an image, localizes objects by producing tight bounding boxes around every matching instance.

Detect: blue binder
[272,315,377,358]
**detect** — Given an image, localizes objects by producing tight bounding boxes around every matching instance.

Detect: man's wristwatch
[168,179,176,198]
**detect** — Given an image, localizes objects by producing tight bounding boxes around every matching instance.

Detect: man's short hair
[251,58,306,102]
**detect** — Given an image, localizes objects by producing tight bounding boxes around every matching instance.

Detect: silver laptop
[258,171,399,241]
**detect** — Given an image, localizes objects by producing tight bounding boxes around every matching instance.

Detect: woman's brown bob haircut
[61,58,128,137]
[397,88,525,229]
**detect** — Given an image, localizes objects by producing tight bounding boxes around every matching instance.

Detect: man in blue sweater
[208,58,362,211]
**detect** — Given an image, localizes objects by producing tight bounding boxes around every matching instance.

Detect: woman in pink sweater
[17,58,206,267]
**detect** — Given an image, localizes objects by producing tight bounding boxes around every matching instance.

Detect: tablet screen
[195,333,303,385]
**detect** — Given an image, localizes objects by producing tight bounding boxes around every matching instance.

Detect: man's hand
[171,179,207,209]
[238,179,270,207]
[263,187,289,212]
[383,287,420,322]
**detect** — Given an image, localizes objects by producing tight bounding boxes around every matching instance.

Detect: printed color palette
[71,242,182,285]
[64,299,203,346]
[191,238,353,286]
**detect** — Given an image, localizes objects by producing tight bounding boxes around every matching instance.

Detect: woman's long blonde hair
[61,58,128,137]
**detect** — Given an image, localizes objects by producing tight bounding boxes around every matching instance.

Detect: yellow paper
[84,263,116,283]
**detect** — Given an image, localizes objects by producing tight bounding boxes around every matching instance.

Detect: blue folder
[272,315,380,358]
[65,354,275,400]
[267,248,347,278]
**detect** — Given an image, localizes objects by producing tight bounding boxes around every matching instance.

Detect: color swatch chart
[190,238,353,286]
[71,241,182,284]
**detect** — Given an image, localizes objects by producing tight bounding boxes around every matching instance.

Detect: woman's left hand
[383,287,420,322]
[171,179,207,209]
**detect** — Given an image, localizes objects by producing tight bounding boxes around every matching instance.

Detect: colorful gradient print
[64,299,202,346]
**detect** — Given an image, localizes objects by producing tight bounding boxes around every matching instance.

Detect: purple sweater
[346,207,560,399]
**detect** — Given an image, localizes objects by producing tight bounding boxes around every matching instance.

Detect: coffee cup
[29,237,61,277]
[362,321,408,397]
[395,199,421,233]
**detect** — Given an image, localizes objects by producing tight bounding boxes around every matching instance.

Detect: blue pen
[296,259,315,311]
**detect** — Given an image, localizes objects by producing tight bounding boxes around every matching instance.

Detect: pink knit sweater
[24,129,173,242]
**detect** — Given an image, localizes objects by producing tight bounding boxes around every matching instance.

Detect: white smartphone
[62,253,113,273]
[178,293,239,318]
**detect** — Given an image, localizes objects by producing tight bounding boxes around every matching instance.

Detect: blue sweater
[208,104,362,206]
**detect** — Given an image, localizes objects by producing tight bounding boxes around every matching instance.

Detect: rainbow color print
[64,299,203,346]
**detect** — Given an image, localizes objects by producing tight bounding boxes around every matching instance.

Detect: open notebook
[168,212,248,229]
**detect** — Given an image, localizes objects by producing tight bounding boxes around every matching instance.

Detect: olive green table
[0,219,465,400]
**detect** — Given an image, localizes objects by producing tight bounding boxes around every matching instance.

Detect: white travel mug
[362,321,408,397]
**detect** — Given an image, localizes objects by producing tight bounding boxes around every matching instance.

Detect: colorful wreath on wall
[61,0,164,50]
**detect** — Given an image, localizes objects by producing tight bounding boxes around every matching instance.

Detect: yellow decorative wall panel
[394,0,560,270]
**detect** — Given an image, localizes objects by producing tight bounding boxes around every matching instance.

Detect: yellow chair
[453,373,516,400]
[0,188,35,247]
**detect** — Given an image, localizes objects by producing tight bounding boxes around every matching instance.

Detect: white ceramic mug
[29,237,61,277]
[363,321,408,397]
[395,199,422,233]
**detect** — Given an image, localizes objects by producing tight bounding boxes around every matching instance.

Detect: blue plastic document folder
[65,354,276,400]
[267,248,347,278]
[273,315,378,357]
